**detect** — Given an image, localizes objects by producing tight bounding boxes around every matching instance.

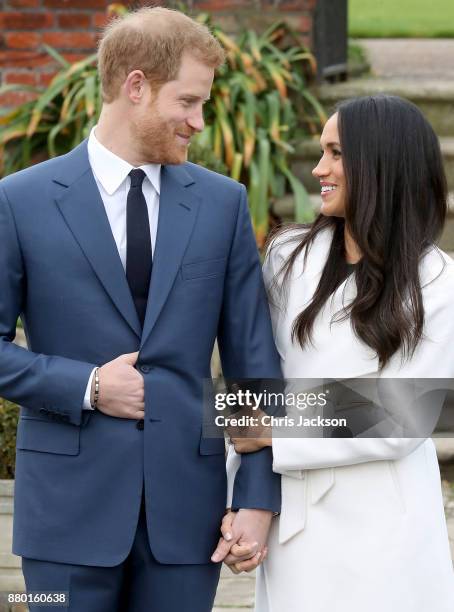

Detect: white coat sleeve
[272,253,454,474]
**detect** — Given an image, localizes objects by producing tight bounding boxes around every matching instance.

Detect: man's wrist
[238,507,278,517]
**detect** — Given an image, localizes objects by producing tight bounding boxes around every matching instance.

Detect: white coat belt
[279,467,335,544]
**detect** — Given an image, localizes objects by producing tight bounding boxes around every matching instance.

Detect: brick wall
[0,0,317,107]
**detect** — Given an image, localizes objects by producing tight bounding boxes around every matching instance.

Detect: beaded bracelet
[91,367,100,410]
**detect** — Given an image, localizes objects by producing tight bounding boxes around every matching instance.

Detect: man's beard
[131,112,191,165]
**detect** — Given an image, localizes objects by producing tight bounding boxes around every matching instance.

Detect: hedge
[0,398,18,479]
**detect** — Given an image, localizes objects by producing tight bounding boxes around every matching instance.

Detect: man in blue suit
[0,7,281,611]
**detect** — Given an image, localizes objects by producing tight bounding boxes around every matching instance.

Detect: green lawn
[349,0,454,38]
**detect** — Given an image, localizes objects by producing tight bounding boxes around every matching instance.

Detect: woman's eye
[332,149,342,157]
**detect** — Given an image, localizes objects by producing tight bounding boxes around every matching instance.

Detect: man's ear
[124,70,148,104]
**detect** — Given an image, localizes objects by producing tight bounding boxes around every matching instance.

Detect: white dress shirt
[83,126,161,409]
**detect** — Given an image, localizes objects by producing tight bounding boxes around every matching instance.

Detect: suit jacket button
[140,365,151,373]
[136,420,144,430]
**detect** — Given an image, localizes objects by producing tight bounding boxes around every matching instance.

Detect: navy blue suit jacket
[0,140,281,566]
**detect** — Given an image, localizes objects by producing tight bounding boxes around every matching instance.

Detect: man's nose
[187,108,205,133]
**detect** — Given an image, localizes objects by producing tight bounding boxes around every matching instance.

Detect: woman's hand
[229,436,272,453]
[226,406,272,453]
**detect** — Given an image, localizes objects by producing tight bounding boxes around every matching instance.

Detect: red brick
[57,13,92,29]
[43,0,108,8]
[63,52,93,63]
[0,90,38,108]
[5,32,41,50]
[42,32,97,50]
[1,12,54,29]
[93,12,111,29]
[278,1,313,9]
[194,0,246,9]
[129,0,166,5]
[298,14,312,32]
[4,70,38,86]
[39,71,58,87]
[8,0,40,6]
[0,50,52,68]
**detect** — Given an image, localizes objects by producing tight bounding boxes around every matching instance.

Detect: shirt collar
[87,126,161,196]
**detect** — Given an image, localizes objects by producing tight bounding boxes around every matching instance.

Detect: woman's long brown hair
[269,95,447,369]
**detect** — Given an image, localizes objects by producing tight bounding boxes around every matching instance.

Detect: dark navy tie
[126,169,152,328]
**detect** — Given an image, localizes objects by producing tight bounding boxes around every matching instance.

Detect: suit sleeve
[0,185,95,426]
[217,184,282,513]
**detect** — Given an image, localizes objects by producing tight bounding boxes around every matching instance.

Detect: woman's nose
[312,158,328,178]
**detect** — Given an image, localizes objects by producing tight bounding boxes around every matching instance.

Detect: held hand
[226,407,272,453]
[211,511,261,572]
[220,510,269,574]
[230,436,272,454]
[94,352,145,420]
[211,509,273,573]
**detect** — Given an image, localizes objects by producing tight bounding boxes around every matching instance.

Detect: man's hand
[211,509,273,573]
[94,352,145,419]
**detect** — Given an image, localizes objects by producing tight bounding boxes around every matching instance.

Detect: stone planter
[0,481,24,593]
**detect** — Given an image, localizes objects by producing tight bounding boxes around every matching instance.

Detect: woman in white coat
[226,95,454,611]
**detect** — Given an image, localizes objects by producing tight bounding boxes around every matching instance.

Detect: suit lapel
[54,141,142,338]
[140,164,200,348]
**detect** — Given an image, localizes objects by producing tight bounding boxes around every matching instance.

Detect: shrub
[0,7,325,248]
[0,398,18,479]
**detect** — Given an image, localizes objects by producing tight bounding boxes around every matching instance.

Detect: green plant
[0,7,325,247]
[0,47,100,174]
[187,140,229,176]
[0,399,19,479]
[194,15,325,246]
[347,41,370,76]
